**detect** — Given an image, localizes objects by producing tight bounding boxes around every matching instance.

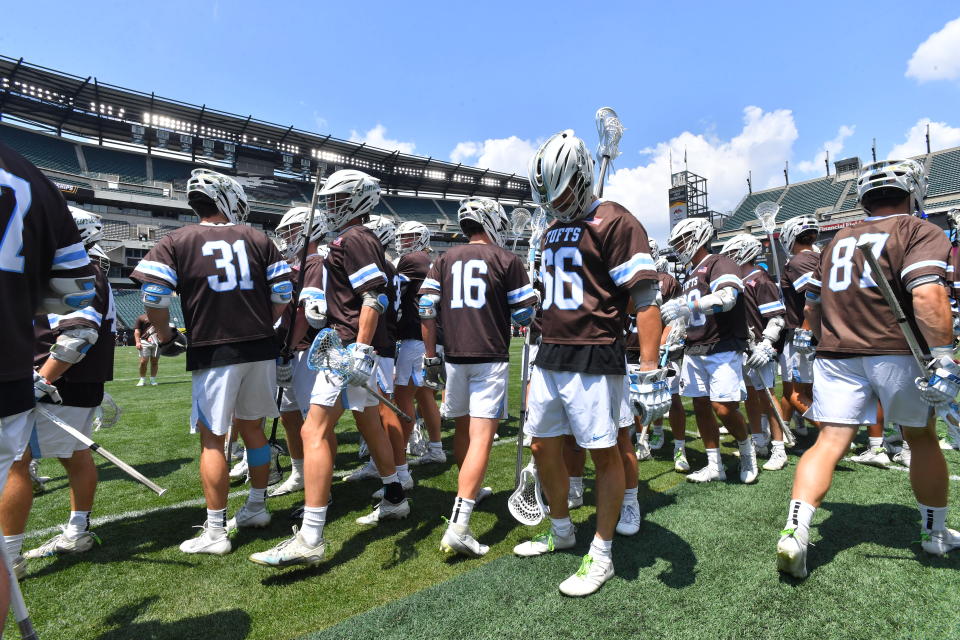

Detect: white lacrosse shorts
[0,409,35,494]
[310,357,381,412]
[441,361,509,420]
[394,340,426,387]
[377,357,395,396]
[527,343,539,378]
[742,354,777,390]
[779,340,814,384]
[279,385,299,413]
[291,350,317,417]
[807,355,931,428]
[138,342,158,359]
[619,372,635,428]
[190,359,279,436]
[680,351,746,402]
[22,404,95,460]
[525,368,623,449]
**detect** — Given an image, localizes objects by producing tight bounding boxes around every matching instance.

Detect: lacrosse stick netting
[508,461,547,526]
[510,207,531,252]
[595,107,625,197]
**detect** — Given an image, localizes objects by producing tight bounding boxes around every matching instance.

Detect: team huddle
[1,126,959,622]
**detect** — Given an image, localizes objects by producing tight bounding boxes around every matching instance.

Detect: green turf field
[12,343,960,640]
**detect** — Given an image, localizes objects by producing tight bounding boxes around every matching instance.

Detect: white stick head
[595,106,624,162]
[511,207,531,239]
[754,201,780,233]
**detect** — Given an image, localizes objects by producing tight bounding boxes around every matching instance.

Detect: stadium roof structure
[0,55,532,202]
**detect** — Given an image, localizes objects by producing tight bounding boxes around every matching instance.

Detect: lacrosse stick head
[508,462,546,526]
[94,392,122,430]
[510,207,531,240]
[526,206,549,264]
[306,328,351,377]
[595,106,624,163]
[754,201,780,234]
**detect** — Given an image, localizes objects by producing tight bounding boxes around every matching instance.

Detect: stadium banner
[53,181,78,194]
[669,185,687,227]
[820,218,864,232]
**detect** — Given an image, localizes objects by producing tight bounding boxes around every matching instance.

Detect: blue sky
[3,1,959,240]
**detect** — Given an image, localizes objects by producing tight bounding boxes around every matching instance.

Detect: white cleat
[776,530,808,579]
[567,486,584,510]
[356,499,410,525]
[648,430,664,451]
[763,448,788,471]
[739,443,759,484]
[179,524,231,555]
[850,447,891,468]
[921,528,960,556]
[408,448,446,467]
[440,524,489,558]
[11,556,26,579]
[558,554,614,597]
[24,528,98,559]
[136,378,146,387]
[372,475,414,499]
[150,378,158,386]
[269,474,305,497]
[344,460,379,482]
[674,449,690,473]
[249,527,324,567]
[941,423,960,450]
[615,501,642,536]
[475,486,493,505]
[229,458,249,480]
[686,465,726,483]
[226,504,271,533]
[513,529,576,557]
[892,444,911,467]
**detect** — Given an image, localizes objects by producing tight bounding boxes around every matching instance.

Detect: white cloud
[796,125,855,174]
[603,106,799,243]
[448,136,538,175]
[906,17,960,83]
[349,124,415,154]
[888,118,960,159]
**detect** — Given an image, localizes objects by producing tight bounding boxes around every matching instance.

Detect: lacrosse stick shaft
[224,421,235,470]
[0,530,38,640]
[745,328,794,446]
[267,386,284,447]
[765,232,783,283]
[37,407,166,496]
[596,157,611,198]
[364,383,413,423]
[517,334,531,488]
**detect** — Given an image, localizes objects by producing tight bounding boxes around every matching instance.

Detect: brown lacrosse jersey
[0,142,95,413]
[131,222,291,371]
[324,224,389,345]
[626,271,680,354]
[681,253,747,353]
[396,251,431,341]
[809,214,950,358]
[294,253,326,352]
[133,314,153,340]
[741,265,786,347]
[948,244,960,308]
[372,259,399,358]
[419,242,535,362]
[781,250,820,330]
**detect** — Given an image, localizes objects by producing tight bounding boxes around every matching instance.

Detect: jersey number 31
[203,239,253,292]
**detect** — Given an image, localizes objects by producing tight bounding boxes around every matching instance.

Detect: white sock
[589,535,613,561]
[65,510,90,538]
[652,425,663,436]
[752,433,767,447]
[428,441,442,451]
[674,439,685,450]
[550,516,574,538]
[623,486,639,506]
[705,447,721,469]
[869,437,883,449]
[785,499,815,545]
[4,534,23,557]
[380,472,399,485]
[248,487,267,509]
[301,506,327,546]
[918,502,948,532]
[771,440,784,452]
[569,476,583,494]
[206,508,227,532]
[396,463,411,482]
[291,458,304,479]
[450,496,474,528]
[150,377,157,383]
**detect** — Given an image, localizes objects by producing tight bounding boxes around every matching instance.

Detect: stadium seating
[151,157,199,186]
[837,193,859,211]
[83,146,148,183]
[928,149,960,197]
[102,220,132,241]
[722,189,786,231]
[775,178,848,222]
[112,289,184,329]
[382,195,441,224]
[0,124,80,173]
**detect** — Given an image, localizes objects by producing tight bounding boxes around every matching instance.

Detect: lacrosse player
[0,206,113,573]
[515,130,666,596]
[133,313,159,386]
[662,217,758,484]
[943,208,960,450]
[250,170,407,568]
[419,197,536,557]
[0,141,96,623]
[778,159,960,578]
[131,169,292,555]
[779,215,820,435]
[394,221,446,466]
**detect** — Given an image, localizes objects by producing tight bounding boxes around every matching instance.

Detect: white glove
[916,354,960,407]
[345,342,376,386]
[422,355,445,390]
[660,298,692,325]
[33,370,61,404]
[746,339,777,369]
[792,329,815,355]
[304,297,328,330]
[276,357,293,389]
[628,366,670,426]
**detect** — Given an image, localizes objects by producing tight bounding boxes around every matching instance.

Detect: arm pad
[695,287,738,316]
[361,290,388,315]
[50,327,100,364]
[629,279,661,310]
[39,276,96,314]
[418,294,440,319]
[141,283,173,309]
[805,291,821,304]
[271,281,294,304]
[511,306,534,327]
[761,315,785,343]
[906,274,945,293]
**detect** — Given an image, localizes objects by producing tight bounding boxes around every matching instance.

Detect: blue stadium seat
[83,146,148,183]
[0,124,80,173]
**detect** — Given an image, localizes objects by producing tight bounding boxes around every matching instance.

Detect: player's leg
[54,449,98,550]
[0,408,34,622]
[228,418,272,531]
[744,386,767,453]
[851,408,890,467]
[669,394,689,472]
[615,426,641,536]
[710,352,756,483]
[758,361,788,471]
[684,353,724,482]
[0,452,34,577]
[149,356,159,385]
[412,386,445,464]
[563,435,586,508]
[269,408,305,496]
[137,352,148,386]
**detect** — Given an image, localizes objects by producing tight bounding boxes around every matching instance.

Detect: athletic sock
[623,487,639,509]
[428,441,442,452]
[248,487,267,509]
[784,499,815,545]
[551,516,574,538]
[705,447,721,470]
[290,458,304,479]
[206,508,227,533]
[150,377,157,384]
[674,439,685,451]
[64,510,90,538]
[652,425,663,436]
[771,440,784,452]
[4,534,23,557]
[301,506,327,546]
[569,476,583,494]
[752,433,767,447]
[918,502,948,533]
[869,437,884,449]
[380,472,399,485]
[450,496,475,528]
[589,535,613,561]
[396,463,411,483]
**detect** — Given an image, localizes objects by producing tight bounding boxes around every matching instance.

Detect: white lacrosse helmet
[856,158,927,214]
[780,215,819,254]
[655,256,669,273]
[457,197,508,247]
[395,220,430,255]
[276,206,326,260]
[68,206,103,248]
[668,217,714,265]
[648,238,660,261]
[365,214,396,249]
[528,130,595,223]
[947,208,960,240]
[187,168,249,224]
[317,169,381,232]
[88,243,110,273]
[720,233,763,266]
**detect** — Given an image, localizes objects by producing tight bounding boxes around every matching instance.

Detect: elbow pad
[50,327,99,364]
[698,287,738,315]
[362,290,388,315]
[761,316,785,343]
[804,291,821,305]
[630,279,661,310]
[141,283,173,309]
[511,306,534,327]
[38,275,96,315]
[905,274,944,293]
[418,294,440,319]
[271,281,294,304]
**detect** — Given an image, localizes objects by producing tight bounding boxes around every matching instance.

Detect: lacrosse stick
[306,328,413,422]
[510,207,531,252]
[594,107,625,198]
[92,392,121,431]
[855,238,960,429]
[224,422,235,470]
[508,461,548,526]
[0,532,38,640]
[754,202,783,283]
[36,407,167,496]
[746,328,795,447]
